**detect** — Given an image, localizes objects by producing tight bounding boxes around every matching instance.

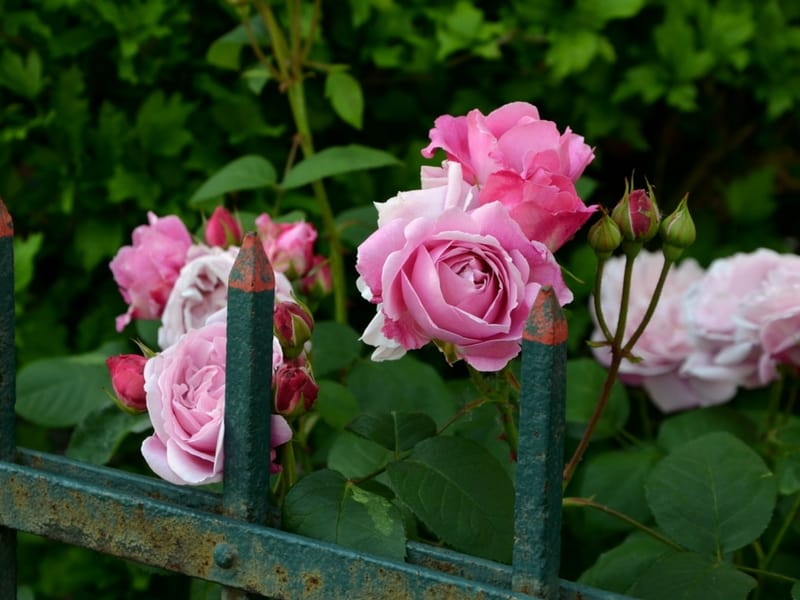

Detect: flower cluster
[356,102,596,371]
[106,207,324,485]
[591,248,800,412]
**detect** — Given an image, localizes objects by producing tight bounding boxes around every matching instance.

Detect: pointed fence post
[0,198,17,599]
[221,233,275,600]
[512,286,568,599]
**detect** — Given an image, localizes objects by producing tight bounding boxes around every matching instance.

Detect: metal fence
[0,198,626,599]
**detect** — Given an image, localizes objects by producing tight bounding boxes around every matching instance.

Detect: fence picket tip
[523,286,567,346]
[228,232,274,293]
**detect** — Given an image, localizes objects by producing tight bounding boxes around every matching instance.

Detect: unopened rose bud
[205,206,243,248]
[587,213,623,259]
[273,300,314,359]
[300,256,333,298]
[660,194,695,261]
[611,179,660,243]
[106,354,148,413]
[273,358,319,417]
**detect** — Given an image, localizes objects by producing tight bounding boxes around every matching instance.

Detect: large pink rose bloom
[158,245,238,349]
[110,212,192,331]
[356,201,572,371]
[591,251,714,412]
[141,311,291,486]
[421,102,597,251]
[682,249,786,390]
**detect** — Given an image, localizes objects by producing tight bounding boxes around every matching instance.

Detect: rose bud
[611,179,660,243]
[300,255,333,298]
[204,206,243,248]
[587,212,623,259]
[660,194,696,261]
[106,354,148,413]
[274,299,314,360]
[273,358,319,417]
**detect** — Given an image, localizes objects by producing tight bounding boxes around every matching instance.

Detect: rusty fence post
[512,286,568,599]
[0,199,17,599]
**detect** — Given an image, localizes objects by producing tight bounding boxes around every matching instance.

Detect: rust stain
[0,198,13,238]
[523,286,567,346]
[228,232,275,293]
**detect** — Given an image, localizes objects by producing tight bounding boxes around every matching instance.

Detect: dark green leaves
[189,155,278,205]
[347,411,437,454]
[325,71,364,130]
[566,358,629,439]
[386,436,514,563]
[646,432,777,555]
[283,469,406,560]
[281,145,400,190]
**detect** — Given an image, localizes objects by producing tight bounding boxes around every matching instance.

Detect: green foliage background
[2,0,799,598]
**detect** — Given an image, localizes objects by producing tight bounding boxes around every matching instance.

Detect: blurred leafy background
[2,0,799,597]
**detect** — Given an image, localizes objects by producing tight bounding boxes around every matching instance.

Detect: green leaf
[346,411,437,453]
[107,165,162,207]
[578,531,673,594]
[281,145,400,190]
[325,71,364,130]
[283,469,406,560]
[16,352,113,427]
[13,233,43,294]
[629,552,756,600]
[314,381,361,430]
[135,91,194,157]
[310,321,362,378]
[725,167,777,222]
[570,447,661,537]
[387,436,514,562]
[74,218,124,271]
[189,155,277,205]
[545,30,613,80]
[646,432,777,555]
[657,406,757,452]
[327,431,392,479]
[347,356,456,427]
[0,50,44,99]
[566,358,629,440]
[792,581,800,600]
[337,204,378,249]
[66,404,151,465]
[576,0,646,23]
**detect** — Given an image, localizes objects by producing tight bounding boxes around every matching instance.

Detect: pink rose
[157,245,238,349]
[141,311,290,485]
[106,354,147,413]
[205,206,243,248]
[356,201,572,371]
[255,213,318,277]
[274,356,319,417]
[590,251,713,412]
[682,249,786,390]
[110,212,192,331]
[421,102,596,251]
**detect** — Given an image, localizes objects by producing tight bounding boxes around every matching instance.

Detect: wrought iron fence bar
[512,287,568,599]
[0,461,538,600]
[0,198,17,600]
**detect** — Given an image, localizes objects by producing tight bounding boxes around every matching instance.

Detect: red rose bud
[205,206,243,248]
[106,354,148,413]
[587,212,623,259]
[273,359,319,417]
[273,300,314,359]
[611,179,660,243]
[300,255,333,298]
[660,194,696,261]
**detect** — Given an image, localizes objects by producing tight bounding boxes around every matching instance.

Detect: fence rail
[0,198,628,600]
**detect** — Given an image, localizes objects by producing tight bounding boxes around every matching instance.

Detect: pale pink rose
[356,201,572,371]
[590,251,708,412]
[110,212,192,331]
[255,213,317,277]
[141,311,290,485]
[682,249,786,390]
[421,102,596,251]
[157,245,239,349]
[733,253,800,380]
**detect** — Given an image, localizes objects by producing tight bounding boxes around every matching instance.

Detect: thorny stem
[592,256,613,343]
[562,497,683,551]
[249,0,348,323]
[564,252,674,487]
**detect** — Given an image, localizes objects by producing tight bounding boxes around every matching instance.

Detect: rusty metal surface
[513,288,568,599]
[0,461,542,599]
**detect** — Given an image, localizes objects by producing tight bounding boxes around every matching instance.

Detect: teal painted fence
[0,198,628,599]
